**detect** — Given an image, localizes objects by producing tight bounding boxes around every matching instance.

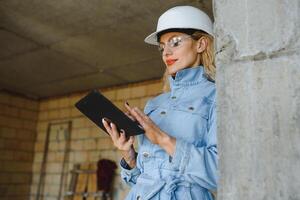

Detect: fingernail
[110,123,113,128]
[102,118,106,123]
[138,125,143,130]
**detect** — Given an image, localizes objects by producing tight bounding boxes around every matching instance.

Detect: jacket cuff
[120,157,132,170]
[120,165,140,184]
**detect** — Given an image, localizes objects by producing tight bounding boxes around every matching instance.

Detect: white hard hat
[144,6,213,45]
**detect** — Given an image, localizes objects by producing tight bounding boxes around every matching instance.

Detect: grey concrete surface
[0,0,213,99]
[214,0,300,199]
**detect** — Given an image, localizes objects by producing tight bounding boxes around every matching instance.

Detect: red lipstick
[166,59,177,65]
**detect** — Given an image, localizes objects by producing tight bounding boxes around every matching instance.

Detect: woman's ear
[196,37,208,53]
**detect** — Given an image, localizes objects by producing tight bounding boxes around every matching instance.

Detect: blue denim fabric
[121,66,217,200]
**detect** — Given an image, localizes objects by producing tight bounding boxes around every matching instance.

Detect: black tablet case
[75,90,144,136]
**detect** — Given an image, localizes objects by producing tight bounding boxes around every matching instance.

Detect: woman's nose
[162,46,172,56]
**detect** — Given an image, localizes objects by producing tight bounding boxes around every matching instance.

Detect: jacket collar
[168,66,206,90]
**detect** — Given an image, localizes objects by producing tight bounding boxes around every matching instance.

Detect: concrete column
[214,1,300,200]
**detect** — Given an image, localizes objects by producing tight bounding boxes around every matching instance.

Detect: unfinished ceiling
[0,0,213,99]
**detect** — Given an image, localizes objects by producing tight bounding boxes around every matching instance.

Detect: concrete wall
[29,80,163,200]
[0,92,39,200]
[214,0,300,199]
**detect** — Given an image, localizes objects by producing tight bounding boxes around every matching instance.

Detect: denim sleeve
[171,102,218,191]
[120,115,147,187]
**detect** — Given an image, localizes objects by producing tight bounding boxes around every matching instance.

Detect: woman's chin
[166,66,178,76]
[166,70,176,77]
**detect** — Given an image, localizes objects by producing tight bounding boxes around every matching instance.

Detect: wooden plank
[73,163,89,200]
[71,164,80,191]
[87,163,97,200]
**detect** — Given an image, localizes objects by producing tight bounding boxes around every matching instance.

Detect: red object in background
[97,159,117,192]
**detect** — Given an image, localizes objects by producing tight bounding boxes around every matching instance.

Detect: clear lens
[158,44,164,53]
[169,37,182,48]
[158,35,191,53]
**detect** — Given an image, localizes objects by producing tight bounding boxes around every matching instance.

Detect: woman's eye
[170,37,182,47]
[171,40,180,47]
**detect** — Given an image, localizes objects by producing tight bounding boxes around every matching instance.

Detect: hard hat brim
[144,31,159,45]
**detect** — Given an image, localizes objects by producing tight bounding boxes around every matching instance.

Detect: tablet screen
[75,90,144,136]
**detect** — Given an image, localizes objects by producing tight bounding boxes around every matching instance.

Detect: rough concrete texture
[214,0,300,60]
[214,0,300,200]
[0,0,213,98]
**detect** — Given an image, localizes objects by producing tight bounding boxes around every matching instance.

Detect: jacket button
[142,152,149,158]
[188,107,194,111]
[160,111,166,115]
[171,96,176,99]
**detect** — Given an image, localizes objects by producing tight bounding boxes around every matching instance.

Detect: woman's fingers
[132,107,149,128]
[124,102,163,145]
[125,111,136,121]
[119,129,127,144]
[102,118,112,134]
[125,102,142,120]
[124,102,158,132]
[133,107,148,121]
[125,102,145,125]
[125,136,135,148]
[102,118,119,141]
[124,101,133,113]
[102,118,135,150]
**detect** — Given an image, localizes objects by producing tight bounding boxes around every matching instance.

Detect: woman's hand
[102,118,137,168]
[125,102,176,156]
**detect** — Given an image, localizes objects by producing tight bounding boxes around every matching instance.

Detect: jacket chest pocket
[144,104,166,126]
[170,99,212,142]
[174,96,211,119]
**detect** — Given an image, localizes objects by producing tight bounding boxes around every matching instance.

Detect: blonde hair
[162,31,215,92]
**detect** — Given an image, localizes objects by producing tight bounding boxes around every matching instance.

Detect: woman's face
[159,32,202,76]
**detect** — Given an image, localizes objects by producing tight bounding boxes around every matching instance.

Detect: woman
[102,5,217,200]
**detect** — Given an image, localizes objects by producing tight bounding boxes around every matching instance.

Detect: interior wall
[29,79,163,200]
[0,92,39,200]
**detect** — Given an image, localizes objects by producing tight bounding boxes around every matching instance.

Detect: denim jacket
[121,66,217,200]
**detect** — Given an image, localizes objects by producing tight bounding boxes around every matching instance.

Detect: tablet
[75,90,144,136]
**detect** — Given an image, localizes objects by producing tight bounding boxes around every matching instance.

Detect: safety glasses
[158,35,192,53]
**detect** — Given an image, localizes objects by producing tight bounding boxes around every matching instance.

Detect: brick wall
[30,79,163,200]
[0,92,39,200]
